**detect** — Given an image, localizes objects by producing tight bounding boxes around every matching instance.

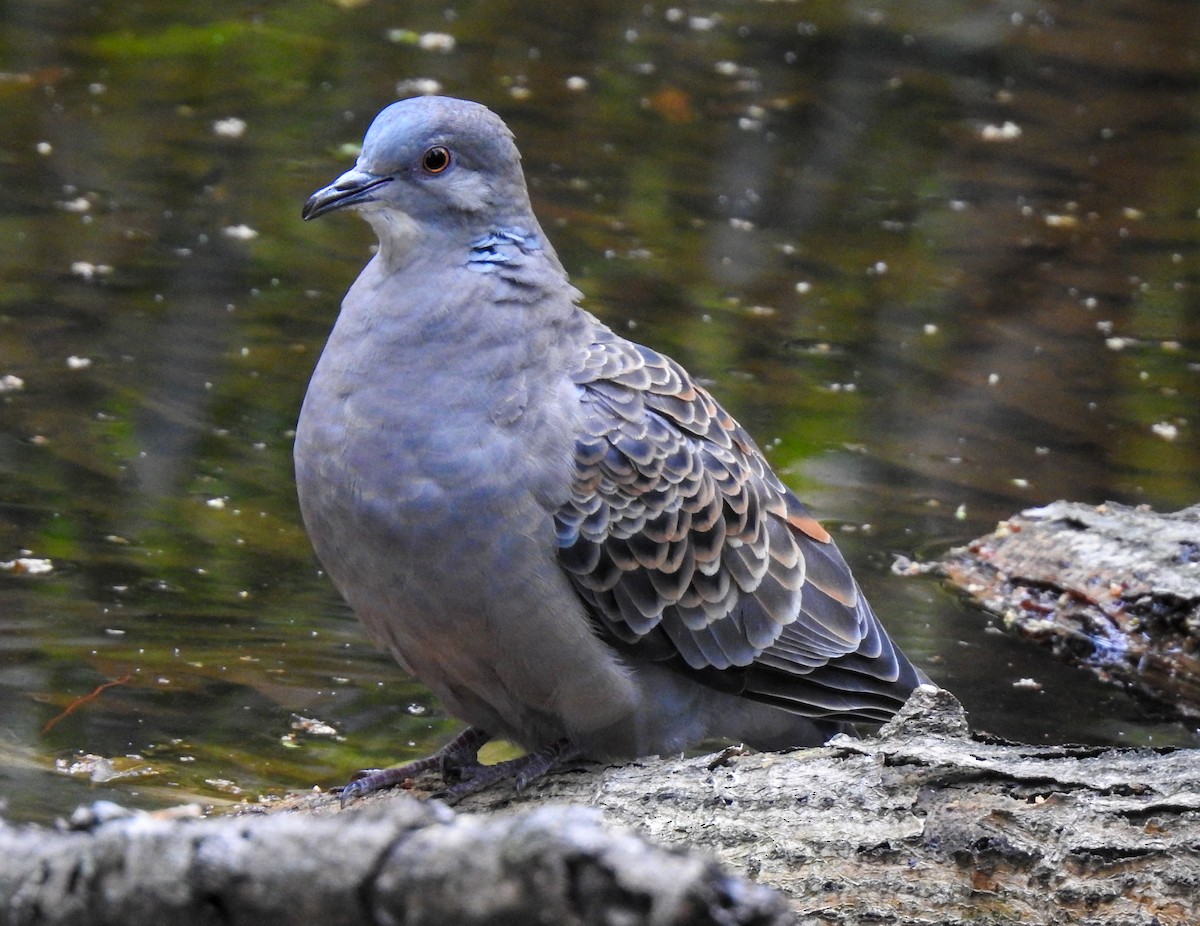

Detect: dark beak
[302,168,393,220]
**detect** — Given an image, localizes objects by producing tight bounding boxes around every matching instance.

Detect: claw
[337,778,371,809]
[336,726,492,807]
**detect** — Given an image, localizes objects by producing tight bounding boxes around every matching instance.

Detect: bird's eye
[421,146,452,174]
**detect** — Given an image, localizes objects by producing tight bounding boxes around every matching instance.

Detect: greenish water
[2,0,1198,823]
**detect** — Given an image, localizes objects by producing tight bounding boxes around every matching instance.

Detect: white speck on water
[385,29,455,52]
[417,32,456,52]
[1,556,54,575]
[213,117,246,138]
[1151,421,1179,441]
[66,355,92,370]
[291,715,338,736]
[222,224,258,240]
[396,77,442,96]
[70,261,112,281]
[980,121,1022,141]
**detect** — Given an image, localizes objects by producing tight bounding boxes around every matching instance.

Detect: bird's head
[303,96,536,257]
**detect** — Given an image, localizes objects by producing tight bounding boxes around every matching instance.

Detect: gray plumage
[296,96,925,801]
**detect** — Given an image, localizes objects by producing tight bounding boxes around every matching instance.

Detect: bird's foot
[337,726,491,807]
[433,737,581,805]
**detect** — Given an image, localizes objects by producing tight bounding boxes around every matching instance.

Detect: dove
[296,96,926,803]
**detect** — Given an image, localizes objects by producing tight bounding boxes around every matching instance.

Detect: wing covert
[554,327,920,721]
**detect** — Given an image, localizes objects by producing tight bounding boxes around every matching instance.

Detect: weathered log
[428,685,1199,925]
[6,687,1197,925]
[0,793,787,926]
[931,500,1200,718]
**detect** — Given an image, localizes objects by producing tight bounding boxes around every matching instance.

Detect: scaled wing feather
[555,323,920,721]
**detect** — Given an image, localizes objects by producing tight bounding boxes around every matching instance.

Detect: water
[2,0,1198,823]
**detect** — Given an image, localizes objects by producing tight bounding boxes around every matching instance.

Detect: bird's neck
[363,208,563,276]
[333,225,581,371]
[363,210,422,272]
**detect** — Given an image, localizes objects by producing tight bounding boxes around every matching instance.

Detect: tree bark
[439,686,1200,925]
[930,500,1200,718]
[5,686,1198,925]
[0,794,788,926]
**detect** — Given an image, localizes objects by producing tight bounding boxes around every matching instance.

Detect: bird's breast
[294,328,584,589]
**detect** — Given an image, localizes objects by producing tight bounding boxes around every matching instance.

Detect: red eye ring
[422,146,451,174]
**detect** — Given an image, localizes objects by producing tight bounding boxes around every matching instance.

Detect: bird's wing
[555,325,919,722]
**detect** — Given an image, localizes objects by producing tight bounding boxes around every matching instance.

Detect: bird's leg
[435,737,580,805]
[337,725,492,807]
